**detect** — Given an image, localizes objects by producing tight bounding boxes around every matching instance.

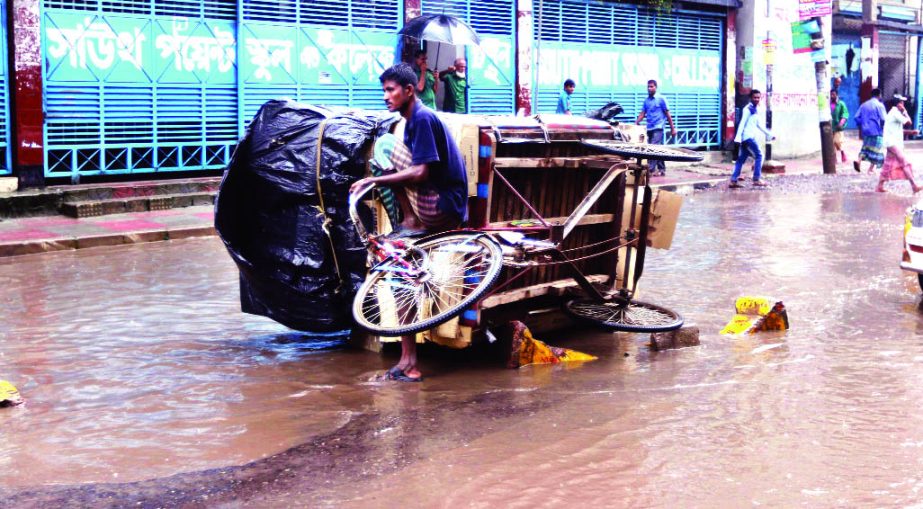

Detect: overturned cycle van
[215,101,701,351]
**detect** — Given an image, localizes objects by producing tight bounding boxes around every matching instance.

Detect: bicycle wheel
[353,233,503,336]
[565,297,683,333]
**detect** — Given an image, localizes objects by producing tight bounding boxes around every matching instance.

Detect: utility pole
[765,1,773,161]
[813,16,837,174]
[860,0,878,103]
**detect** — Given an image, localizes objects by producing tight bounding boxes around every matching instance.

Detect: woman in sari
[877,95,921,193]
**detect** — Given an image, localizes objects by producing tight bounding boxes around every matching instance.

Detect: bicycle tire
[353,233,503,336]
[565,297,684,333]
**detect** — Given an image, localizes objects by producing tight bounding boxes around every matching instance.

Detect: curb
[0,225,216,258]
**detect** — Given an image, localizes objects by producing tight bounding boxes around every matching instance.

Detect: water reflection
[4,190,923,507]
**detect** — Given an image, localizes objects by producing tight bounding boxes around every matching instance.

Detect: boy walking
[730,89,774,188]
[831,89,849,164]
[636,80,676,176]
[853,88,887,173]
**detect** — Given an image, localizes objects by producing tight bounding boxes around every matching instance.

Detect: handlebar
[348,181,376,242]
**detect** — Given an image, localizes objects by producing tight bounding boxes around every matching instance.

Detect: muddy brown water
[4,187,923,507]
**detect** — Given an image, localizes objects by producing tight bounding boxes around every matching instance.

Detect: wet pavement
[4,178,923,507]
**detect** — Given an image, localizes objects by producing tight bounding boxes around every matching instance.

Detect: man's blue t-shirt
[404,100,468,223]
[642,94,670,130]
[556,90,572,114]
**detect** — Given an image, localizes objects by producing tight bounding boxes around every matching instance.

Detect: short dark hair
[414,48,426,58]
[750,89,761,97]
[380,62,417,89]
[871,88,881,97]
[564,79,575,88]
[648,79,658,87]
[830,88,838,96]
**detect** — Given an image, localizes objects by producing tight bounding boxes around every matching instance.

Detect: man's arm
[349,163,430,194]
[416,71,426,93]
[636,110,646,124]
[665,110,676,137]
[839,103,849,128]
[734,107,751,143]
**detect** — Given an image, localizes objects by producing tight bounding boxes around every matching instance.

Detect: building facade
[6,0,738,186]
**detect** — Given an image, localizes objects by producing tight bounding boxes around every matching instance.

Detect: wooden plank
[481,274,610,308]
[494,156,623,169]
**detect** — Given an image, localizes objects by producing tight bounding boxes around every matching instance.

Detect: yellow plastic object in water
[0,380,23,407]
[508,321,597,368]
[721,298,790,335]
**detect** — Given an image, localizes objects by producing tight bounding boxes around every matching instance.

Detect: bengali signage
[798,0,832,20]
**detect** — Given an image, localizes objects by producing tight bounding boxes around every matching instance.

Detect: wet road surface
[4,174,923,507]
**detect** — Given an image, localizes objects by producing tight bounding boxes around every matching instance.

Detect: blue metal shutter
[916,37,923,131]
[421,0,515,114]
[40,0,400,181]
[41,0,238,182]
[0,0,10,175]
[533,1,723,148]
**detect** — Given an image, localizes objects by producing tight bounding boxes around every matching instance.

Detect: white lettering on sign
[155,19,236,74]
[245,37,294,81]
[472,38,512,85]
[301,30,394,83]
[46,17,146,70]
[536,45,719,91]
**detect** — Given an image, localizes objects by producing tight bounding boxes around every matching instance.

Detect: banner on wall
[535,43,720,93]
[798,0,832,20]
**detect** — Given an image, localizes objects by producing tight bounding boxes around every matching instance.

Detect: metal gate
[421,0,515,114]
[533,0,723,148]
[0,0,11,175]
[41,0,400,181]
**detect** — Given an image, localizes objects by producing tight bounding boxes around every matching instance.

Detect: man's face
[415,53,427,68]
[565,84,575,95]
[830,91,837,103]
[647,83,657,95]
[455,60,467,74]
[382,79,412,112]
[751,92,761,106]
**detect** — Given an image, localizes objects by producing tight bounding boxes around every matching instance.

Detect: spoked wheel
[565,297,683,333]
[353,233,503,336]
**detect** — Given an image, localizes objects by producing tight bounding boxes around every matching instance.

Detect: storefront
[531,0,726,148]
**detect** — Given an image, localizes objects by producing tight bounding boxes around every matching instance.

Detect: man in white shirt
[730,89,775,188]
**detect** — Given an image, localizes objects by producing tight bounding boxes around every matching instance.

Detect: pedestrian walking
[412,49,437,109]
[438,57,467,114]
[635,80,676,176]
[729,89,774,188]
[830,88,849,164]
[877,94,921,193]
[556,79,575,115]
[853,88,887,173]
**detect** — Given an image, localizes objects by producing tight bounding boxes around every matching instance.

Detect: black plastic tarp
[215,100,399,332]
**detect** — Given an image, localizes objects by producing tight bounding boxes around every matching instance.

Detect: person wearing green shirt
[439,57,467,114]
[831,88,849,164]
[412,49,437,109]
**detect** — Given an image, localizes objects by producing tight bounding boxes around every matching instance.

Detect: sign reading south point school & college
[536,43,720,93]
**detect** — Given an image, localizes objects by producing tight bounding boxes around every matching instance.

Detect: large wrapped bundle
[215,100,399,332]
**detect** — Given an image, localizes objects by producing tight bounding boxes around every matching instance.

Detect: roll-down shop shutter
[421,0,516,114]
[0,0,10,175]
[240,0,401,120]
[40,0,400,181]
[533,1,723,148]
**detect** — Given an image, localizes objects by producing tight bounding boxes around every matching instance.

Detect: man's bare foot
[385,365,423,382]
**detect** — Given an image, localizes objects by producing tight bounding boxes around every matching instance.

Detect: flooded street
[4,181,923,507]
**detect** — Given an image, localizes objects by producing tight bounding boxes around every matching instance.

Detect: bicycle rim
[565,298,683,333]
[353,233,503,336]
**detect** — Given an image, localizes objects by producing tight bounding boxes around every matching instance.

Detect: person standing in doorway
[412,49,437,109]
[438,57,467,114]
[729,89,774,188]
[556,79,575,115]
[877,94,921,193]
[830,88,849,164]
[635,79,676,177]
[853,88,887,173]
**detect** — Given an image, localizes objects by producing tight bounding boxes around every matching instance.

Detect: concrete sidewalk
[689,135,923,179]
[0,206,215,257]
